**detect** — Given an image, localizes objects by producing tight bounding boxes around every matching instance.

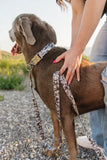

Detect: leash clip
[26,64,33,72]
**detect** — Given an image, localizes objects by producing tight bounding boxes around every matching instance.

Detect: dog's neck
[23,42,55,69]
[23,42,54,64]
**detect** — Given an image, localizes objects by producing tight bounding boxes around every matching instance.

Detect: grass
[0,51,28,91]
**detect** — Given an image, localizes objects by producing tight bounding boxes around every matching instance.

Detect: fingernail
[78,78,80,82]
[68,81,70,85]
[53,60,56,63]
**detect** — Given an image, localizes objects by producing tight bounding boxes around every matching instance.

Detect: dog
[9,13,107,160]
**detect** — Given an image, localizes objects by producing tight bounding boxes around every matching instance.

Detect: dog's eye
[19,25,23,33]
[16,24,23,33]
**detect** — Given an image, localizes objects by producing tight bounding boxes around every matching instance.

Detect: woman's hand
[53,48,82,84]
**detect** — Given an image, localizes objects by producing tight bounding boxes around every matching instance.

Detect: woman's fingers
[67,67,75,84]
[53,52,65,63]
[59,63,67,76]
[66,58,81,84]
[53,49,82,84]
[65,67,72,82]
[76,55,82,81]
[76,65,80,82]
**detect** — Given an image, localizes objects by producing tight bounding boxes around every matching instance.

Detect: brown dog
[9,14,107,160]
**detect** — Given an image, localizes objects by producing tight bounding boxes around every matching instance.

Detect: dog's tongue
[11,43,18,56]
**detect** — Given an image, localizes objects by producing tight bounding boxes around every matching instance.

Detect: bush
[19,63,29,75]
[0,52,28,90]
[0,58,28,74]
[0,72,25,90]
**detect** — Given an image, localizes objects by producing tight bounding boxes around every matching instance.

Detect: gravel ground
[0,78,100,160]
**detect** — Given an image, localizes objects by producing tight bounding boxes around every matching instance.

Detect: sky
[0,0,106,53]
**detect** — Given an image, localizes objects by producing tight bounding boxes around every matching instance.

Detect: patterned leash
[53,71,106,160]
[29,72,56,151]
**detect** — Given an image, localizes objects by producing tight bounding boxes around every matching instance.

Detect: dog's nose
[9,29,16,42]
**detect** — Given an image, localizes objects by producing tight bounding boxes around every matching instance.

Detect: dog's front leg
[44,110,60,157]
[61,113,78,160]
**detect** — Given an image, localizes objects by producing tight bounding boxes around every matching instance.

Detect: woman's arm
[71,0,85,47]
[74,0,106,52]
[54,0,106,84]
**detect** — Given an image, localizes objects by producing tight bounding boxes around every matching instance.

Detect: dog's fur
[9,14,107,160]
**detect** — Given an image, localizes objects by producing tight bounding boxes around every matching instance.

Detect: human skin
[54,0,106,84]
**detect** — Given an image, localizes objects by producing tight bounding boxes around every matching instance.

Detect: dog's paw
[43,148,56,157]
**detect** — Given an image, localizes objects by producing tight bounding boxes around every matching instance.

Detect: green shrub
[0,53,28,90]
[20,63,29,75]
[0,72,25,90]
[0,58,27,73]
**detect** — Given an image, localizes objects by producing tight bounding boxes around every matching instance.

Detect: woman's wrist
[70,42,85,57]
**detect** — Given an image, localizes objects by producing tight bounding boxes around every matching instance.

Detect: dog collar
[27,42,55,70]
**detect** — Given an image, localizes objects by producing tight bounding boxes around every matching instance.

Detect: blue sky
[0,0,106,52]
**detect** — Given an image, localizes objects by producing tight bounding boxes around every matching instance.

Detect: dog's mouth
[11,43,22,56]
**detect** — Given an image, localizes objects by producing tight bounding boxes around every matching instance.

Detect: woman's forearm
[74,0,106,53]
[71,0,84,48]
[71,13,83,48]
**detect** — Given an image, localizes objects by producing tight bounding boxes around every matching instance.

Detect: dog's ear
[43,21,57,44]
[17,17,36,45]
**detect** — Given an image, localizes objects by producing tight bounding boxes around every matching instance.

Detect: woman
[55,0,107,159]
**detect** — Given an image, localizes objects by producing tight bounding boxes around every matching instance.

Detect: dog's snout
[9,29,16,42]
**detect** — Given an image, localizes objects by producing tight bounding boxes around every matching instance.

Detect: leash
[29,72,56,151]
[53,71,106,160]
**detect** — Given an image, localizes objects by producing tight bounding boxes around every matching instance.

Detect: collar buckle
[32,54,41,65]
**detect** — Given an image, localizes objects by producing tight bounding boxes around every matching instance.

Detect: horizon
[0,46,92,58]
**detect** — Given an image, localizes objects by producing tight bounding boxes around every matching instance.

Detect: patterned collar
[27,42,55,70]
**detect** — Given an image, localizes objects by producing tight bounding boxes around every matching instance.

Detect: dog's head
[9,14,57,57]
